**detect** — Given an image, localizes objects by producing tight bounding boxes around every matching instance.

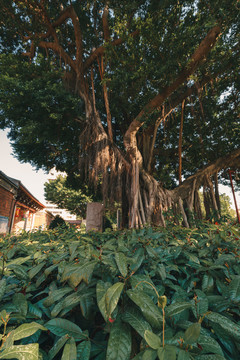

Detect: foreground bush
[0,222,239,359]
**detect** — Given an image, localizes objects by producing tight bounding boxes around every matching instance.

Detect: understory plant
[0,222,239,359]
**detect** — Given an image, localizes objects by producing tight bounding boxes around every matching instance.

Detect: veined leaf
[130,248,144,272]
[194,355,225,360]
[105,282,124,317]
[0,278,6,302]
[115,252,128,277]
[122,306,152,338]
[166,302,192,318]
[191,289,208,319]
[62,261,96,286]
[43,287,73,307]
[96,281,112,321]
[144,330,161,349]
[28,303,42,319]
[178,349,191,360]
[142,349,158,360]
[202,274,214,293]
[183,323,201,344]
[76,340,91,360]
[0,344,39,359]
[157,345,177,360]
[228,275,240,302]
[79,293,94,319]
[127,289,163,329]
[7,265,29,280]
[36,273,46,287]
[7,256,31,266]
[106,320,131,360]
[13,322,47,341]
[185,251,200,264]
[45,318,84,341]
[44,264,58,277]
[28,262,45,279]
[206,312,240,342]
[157,264,166,281]
[198,334,224,356]
[48,335,69,360]
[61,337,77,360]
[13,293,28,316]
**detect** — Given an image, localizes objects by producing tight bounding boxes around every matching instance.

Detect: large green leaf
[157,345,176,360]
[122,306,152,338]
[142,349,158,360]
[106,320,131,360]
[206,312,240,342]
[166,302,192,318]
[13,293,28,316]
[7,265,29,280]
[77,340,91,360]
[185,251,200,264]
[44,264,58,277]
[144,330,161,349]
[127,290,163,329]
[115,252,128,277]
[96,281,112,321]
[7,256,31,266]
[13,322,47,341]
[48,335,69,360]
[45,318,84,341]
[0,344,39,359]
[105,282,124,318]
[79,292,94,319]
[183,323,201,344]
[28,262,45,279]
[195,355,225,360]
[0,278,6,302]
[202,275,214,293]
[178,350,191,360]
[228,276,240,302]
[44,287,73,307]
[28,303,43,319]
[157,264,166,281]
[130,248,145,272]
[191,289,208,320]
[198,335,224,356]
[61,261,96,286]
[61,337,77,360]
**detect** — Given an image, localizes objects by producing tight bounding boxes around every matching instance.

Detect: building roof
[0,170,18,189]
[0,170,44,211]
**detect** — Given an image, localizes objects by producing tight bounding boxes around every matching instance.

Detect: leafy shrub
[49,215,68,230]
[0,223,239,359]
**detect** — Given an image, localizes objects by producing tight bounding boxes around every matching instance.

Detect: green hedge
[0,222,239,359]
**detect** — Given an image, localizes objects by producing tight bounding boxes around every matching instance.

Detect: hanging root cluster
[77,118,128,205]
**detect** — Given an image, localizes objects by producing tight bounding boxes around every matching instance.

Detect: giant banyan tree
[0,0,239,227]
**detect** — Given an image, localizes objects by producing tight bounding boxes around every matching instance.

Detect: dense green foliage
[48,215,68,230]
[0,223,240,359]
[0,0,239,187]
[44,175,94,217]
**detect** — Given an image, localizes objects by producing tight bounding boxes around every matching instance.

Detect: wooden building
[0,170,44,234]
[33,209,54,230]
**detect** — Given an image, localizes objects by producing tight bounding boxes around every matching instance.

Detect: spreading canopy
[0,0,239,226]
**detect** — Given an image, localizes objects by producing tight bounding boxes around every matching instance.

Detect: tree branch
[173,148,240,201]
[38,41,76,70]
[68,5,83,69]
[83,29,139,71]
[124,25,221,158]
[102,4,110,41]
